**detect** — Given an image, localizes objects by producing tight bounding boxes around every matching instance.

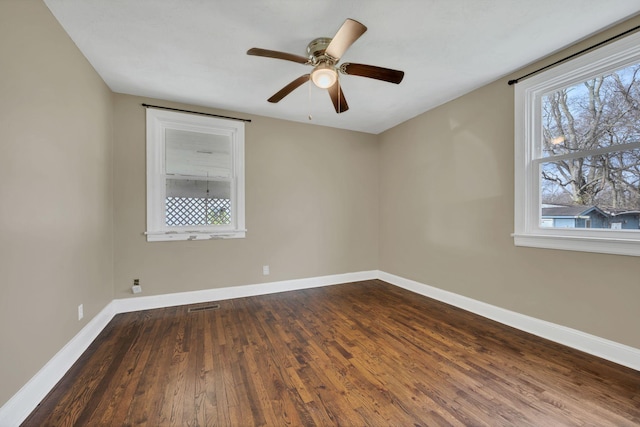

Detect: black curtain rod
[141,103,251,123]
[508,23,640,86]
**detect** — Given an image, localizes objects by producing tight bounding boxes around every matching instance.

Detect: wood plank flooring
[23,280,640,426]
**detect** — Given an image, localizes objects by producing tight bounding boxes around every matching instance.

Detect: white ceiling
[44,0,639,134]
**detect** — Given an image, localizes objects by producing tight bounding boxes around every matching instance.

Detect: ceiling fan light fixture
[311,64,338,89]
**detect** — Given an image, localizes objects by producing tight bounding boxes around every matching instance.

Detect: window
[514,31,640,256]
[145,108,245,242]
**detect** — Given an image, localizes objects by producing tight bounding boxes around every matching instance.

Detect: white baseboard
[0,270,377,426]
[0,301,116,427]
[378,270,640,372]
[113,270,378,314]
[2,269,638,426]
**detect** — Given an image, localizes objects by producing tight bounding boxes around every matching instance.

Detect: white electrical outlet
[78,304,84,320]
[263,265,270,275]
[132,279,142,294]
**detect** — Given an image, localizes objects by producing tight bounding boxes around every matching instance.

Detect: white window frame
[514,31,640,257]
[145,108,245,242]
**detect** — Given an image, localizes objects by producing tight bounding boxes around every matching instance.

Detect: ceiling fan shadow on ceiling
[247,18,405,114]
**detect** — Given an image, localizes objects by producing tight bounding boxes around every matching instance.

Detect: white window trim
[514,31,640,257]
[145,108,245,242]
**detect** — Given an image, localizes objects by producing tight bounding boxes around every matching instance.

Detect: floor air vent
[188,304,221,313]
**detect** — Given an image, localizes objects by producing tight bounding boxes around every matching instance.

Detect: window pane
[165,129,231,178]
[541,63,640,158]
[165,178,231,226]
[540,151,640,229]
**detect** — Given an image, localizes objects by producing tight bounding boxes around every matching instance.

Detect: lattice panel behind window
[166,197,231,226]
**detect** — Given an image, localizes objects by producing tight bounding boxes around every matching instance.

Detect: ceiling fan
[247,18,404,114]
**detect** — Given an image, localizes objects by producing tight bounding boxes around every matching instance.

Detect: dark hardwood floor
[24,280,640,426]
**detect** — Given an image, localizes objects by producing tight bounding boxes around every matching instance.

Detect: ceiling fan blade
[325,19,367,61]
[247,48,309,65]
[327,81,349,113]
[268,74,310,103]
[341,63,405,84]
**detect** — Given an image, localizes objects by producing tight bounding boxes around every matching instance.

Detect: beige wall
[0,0,114,406]
[113,95,379,298]
[379,17,640,349]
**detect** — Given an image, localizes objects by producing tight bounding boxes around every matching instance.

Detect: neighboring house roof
[541,206,607,218]
[608,209,640,217]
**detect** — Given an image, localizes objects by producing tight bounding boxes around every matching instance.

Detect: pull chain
[308,78,313,121]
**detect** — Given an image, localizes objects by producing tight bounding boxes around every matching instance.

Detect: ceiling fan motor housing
[307,37,334,63]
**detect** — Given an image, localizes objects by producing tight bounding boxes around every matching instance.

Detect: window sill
[145,230,246,242]
[512,232,640,257]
